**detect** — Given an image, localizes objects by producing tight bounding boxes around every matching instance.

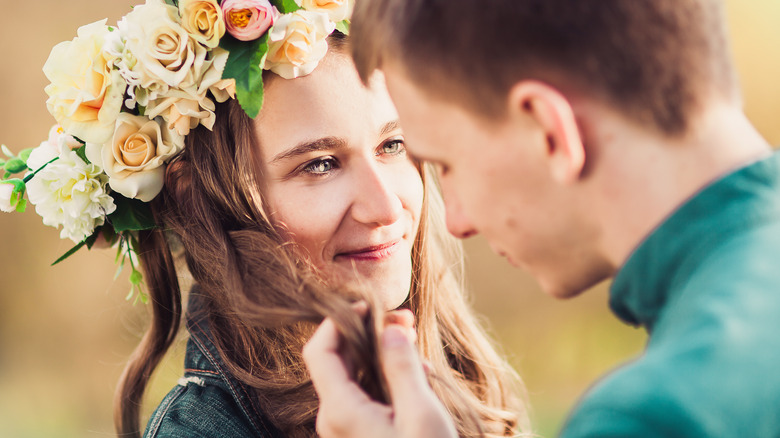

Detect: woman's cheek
[269,182,348,259]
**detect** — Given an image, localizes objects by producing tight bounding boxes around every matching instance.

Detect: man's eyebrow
[269,137,347,164]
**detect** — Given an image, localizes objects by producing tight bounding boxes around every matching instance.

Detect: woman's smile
[335,237,404,261]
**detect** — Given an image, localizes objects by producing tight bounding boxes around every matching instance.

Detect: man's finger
[380,325,458,436]
[303,317,371,404]
[384,309,417,343]
[379,325,433,404]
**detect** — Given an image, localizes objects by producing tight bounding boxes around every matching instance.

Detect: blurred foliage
[0,1,779,437]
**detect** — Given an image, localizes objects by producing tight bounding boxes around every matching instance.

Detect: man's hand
[303,310,458,438]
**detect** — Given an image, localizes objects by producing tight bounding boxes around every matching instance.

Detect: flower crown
[0,0,351,302]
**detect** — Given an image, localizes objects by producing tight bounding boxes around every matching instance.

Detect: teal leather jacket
[562,152,780,437]
[144,294,284,438]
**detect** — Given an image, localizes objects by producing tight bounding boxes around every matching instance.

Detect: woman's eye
[302,157,337,175]
[379,139,405,156]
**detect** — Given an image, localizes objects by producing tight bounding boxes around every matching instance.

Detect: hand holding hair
[303,311,458,438]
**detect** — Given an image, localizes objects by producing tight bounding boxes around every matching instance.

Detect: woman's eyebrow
[380,120,401,137]
[270,136,347,164]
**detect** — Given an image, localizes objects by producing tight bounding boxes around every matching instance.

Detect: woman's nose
[350,164,404,226]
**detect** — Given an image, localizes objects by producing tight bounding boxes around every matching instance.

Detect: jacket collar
[609,152,780,331]
[185,289,284,437]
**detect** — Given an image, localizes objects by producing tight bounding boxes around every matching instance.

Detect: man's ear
[507,81,585,184]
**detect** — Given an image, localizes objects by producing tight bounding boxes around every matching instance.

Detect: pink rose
[222,0,277,41]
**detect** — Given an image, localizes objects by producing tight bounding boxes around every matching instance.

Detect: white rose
[145,47,232,135]
[0,182,16,213]
[25,149,116,243]
[265,10,335,79]
[295,0,353,22]
[179,0,226,48]
[146,86,217,136]
[43,20,127,144]
[120,0,210,92]
[208,78,237,103]
[86,114,184,202]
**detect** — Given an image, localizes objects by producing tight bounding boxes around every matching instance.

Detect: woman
[125,35,527,437]
[0,1,527,436]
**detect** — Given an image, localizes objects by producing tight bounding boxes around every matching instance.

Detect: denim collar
[185,289,284,437]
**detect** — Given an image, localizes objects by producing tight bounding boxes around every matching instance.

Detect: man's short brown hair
[352,0,737,135]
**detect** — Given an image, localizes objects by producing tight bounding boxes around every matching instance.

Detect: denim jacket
[144,293,284,438]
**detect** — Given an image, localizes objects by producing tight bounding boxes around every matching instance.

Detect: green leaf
[336,19,350,35]
[129,269,143,285]
[271,0,302,14]
[51,240,87,266]
[13,198,27,213]
[1,145,12,158]
[108,194,157,233]
[114,258,125,279]
[163,0,178,7]
[74,145,90,165]
[84,229,100,250]
[101,225,120,247]
[115,239,124,264]
[220,33,267,90]
[4,158,27,174]
[6,179,27,213]
[235,73,266,119]
[19,148,33,163]
[220,33,269,118]
[0,158,5,167]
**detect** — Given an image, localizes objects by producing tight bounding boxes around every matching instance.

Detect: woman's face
[256,53,423,310]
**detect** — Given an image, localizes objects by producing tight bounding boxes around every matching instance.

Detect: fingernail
[382,326,409,349]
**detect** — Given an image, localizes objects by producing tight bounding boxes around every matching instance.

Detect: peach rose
[179,0,225,48]
[295,0,353,22]
[264,10,335,79]
[222,0,278,41]
[86,114,184,202]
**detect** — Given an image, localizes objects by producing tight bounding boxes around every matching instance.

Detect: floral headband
[0,0,351,302]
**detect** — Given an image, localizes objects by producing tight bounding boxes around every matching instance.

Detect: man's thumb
[380,325,433,406]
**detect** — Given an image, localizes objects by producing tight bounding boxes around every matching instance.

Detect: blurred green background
[1,1,778,437]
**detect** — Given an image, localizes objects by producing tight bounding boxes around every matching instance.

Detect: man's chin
[538,271,607,300]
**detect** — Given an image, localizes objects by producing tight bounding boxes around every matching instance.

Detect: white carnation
[26,148,116,243]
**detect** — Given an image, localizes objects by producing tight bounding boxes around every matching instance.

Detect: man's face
[383,64,604,298]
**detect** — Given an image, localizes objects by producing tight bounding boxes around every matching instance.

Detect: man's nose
[442,185,477,239]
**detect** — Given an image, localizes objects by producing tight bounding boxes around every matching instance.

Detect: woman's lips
[336,240,402,261]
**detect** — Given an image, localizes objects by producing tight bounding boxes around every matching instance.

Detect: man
[303,0,780,436]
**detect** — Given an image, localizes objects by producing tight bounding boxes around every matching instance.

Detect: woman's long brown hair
[114,38,529,438]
